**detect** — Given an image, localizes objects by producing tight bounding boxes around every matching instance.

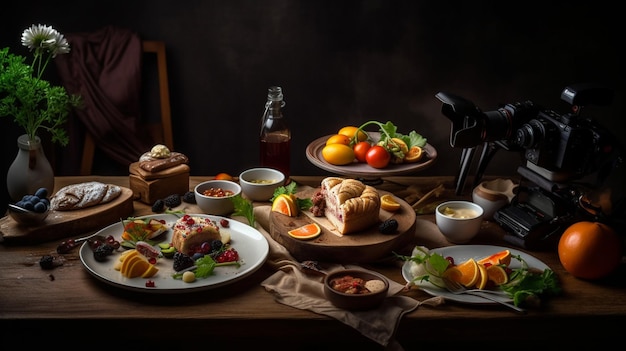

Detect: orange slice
[477,249,511,266]
[486,264,509,286]
[127,259,151,278]
[443,258,479,287]
[475,263,488,289]
[271,194,297,217]
[288,223,321,240]
[380,194,401,212]
[119,250,141,273]
[404,146,423,163]
[141,263,159,278]
[121,256,145,277]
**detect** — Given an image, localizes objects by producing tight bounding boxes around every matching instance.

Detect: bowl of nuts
[194,180,242,216]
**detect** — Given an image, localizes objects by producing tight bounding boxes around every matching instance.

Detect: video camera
[435,84,622,250]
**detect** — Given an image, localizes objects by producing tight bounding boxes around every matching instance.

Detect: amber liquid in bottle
[260,134,291,178]
[259,86,291,179]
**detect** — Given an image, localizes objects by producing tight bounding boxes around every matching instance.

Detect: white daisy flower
[21,24,70,57]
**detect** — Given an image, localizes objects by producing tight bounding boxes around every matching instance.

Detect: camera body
[436,83,615,182]
[435,84,620,250]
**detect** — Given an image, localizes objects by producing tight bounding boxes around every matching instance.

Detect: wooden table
[1,175,624,347]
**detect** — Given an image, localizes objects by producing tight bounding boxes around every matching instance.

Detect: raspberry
[164,194,182,208]
[182,191,196,204]
[151,199,165,213]
[216,248,239,263]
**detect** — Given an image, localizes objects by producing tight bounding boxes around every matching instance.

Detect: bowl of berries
[8,187,51,226]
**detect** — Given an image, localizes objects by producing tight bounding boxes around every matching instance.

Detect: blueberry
[35,188,48,199]
[34,202,47,213]
[22,201,35,211]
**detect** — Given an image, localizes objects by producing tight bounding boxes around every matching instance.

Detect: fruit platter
[306,121,438,179]
[79,213,269,293]
[400,245,559,306]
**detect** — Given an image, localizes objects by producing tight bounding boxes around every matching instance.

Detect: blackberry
[379,218,399,234]
[93,244,115,262]
[173,252,195,272]
[39,255,55,270]
[152,199,165,213]
[164,194,182,208]
[210,239,223,252]
[39,255,63,270]
[182,191,196,204]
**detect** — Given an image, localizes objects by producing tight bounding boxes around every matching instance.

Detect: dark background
[2,1,624,192]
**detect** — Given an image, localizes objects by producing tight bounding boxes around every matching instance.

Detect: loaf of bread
[50,182,122,211]
[171,215,222,256]
[321,177,380,234]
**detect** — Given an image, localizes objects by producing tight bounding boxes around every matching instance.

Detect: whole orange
[557,221,623,280]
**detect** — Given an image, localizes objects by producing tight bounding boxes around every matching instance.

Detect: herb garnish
[231,194,255,227]
[172,254,240,280]
[270,182,313,210]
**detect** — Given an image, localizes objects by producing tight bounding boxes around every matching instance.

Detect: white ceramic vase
[6,134,55,202]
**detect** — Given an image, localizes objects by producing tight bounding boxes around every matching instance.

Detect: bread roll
[321,177,380,234]
[50,182,122,210]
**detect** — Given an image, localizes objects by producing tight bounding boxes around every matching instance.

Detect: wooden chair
[79,40,173,175]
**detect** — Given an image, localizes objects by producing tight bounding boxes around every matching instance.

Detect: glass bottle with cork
[259,86,291,179]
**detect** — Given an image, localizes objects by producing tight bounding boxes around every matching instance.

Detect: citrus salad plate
[401,245,550,304]
[80,214,269,293]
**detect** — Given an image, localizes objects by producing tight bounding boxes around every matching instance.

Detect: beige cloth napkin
[231,206,443,350]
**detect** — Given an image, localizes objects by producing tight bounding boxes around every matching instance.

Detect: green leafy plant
[0,24,81,146]
[354,120,427,163]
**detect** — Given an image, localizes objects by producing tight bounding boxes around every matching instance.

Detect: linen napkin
[231,206,443,350]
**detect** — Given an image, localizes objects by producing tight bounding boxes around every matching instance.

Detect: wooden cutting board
[0,187,134,245]
[270,187,416,263]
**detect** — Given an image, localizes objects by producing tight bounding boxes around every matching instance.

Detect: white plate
[306,132,438,179]
[401,245,550,304]
[80,214,269,294]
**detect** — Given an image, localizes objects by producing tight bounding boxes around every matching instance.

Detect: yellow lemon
[325,134,351,146]
[338,126,368,142]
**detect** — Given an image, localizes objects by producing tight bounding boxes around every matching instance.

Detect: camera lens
[514,119,552,149]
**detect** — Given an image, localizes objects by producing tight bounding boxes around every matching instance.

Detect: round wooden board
[270,188,416,263]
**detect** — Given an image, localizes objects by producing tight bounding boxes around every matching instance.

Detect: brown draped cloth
[54,26,152,170]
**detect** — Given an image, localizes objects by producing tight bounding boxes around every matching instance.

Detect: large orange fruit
[558,221,623,280]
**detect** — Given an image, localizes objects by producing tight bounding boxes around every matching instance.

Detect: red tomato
[353,141,371,163]
[365,145,390,168]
